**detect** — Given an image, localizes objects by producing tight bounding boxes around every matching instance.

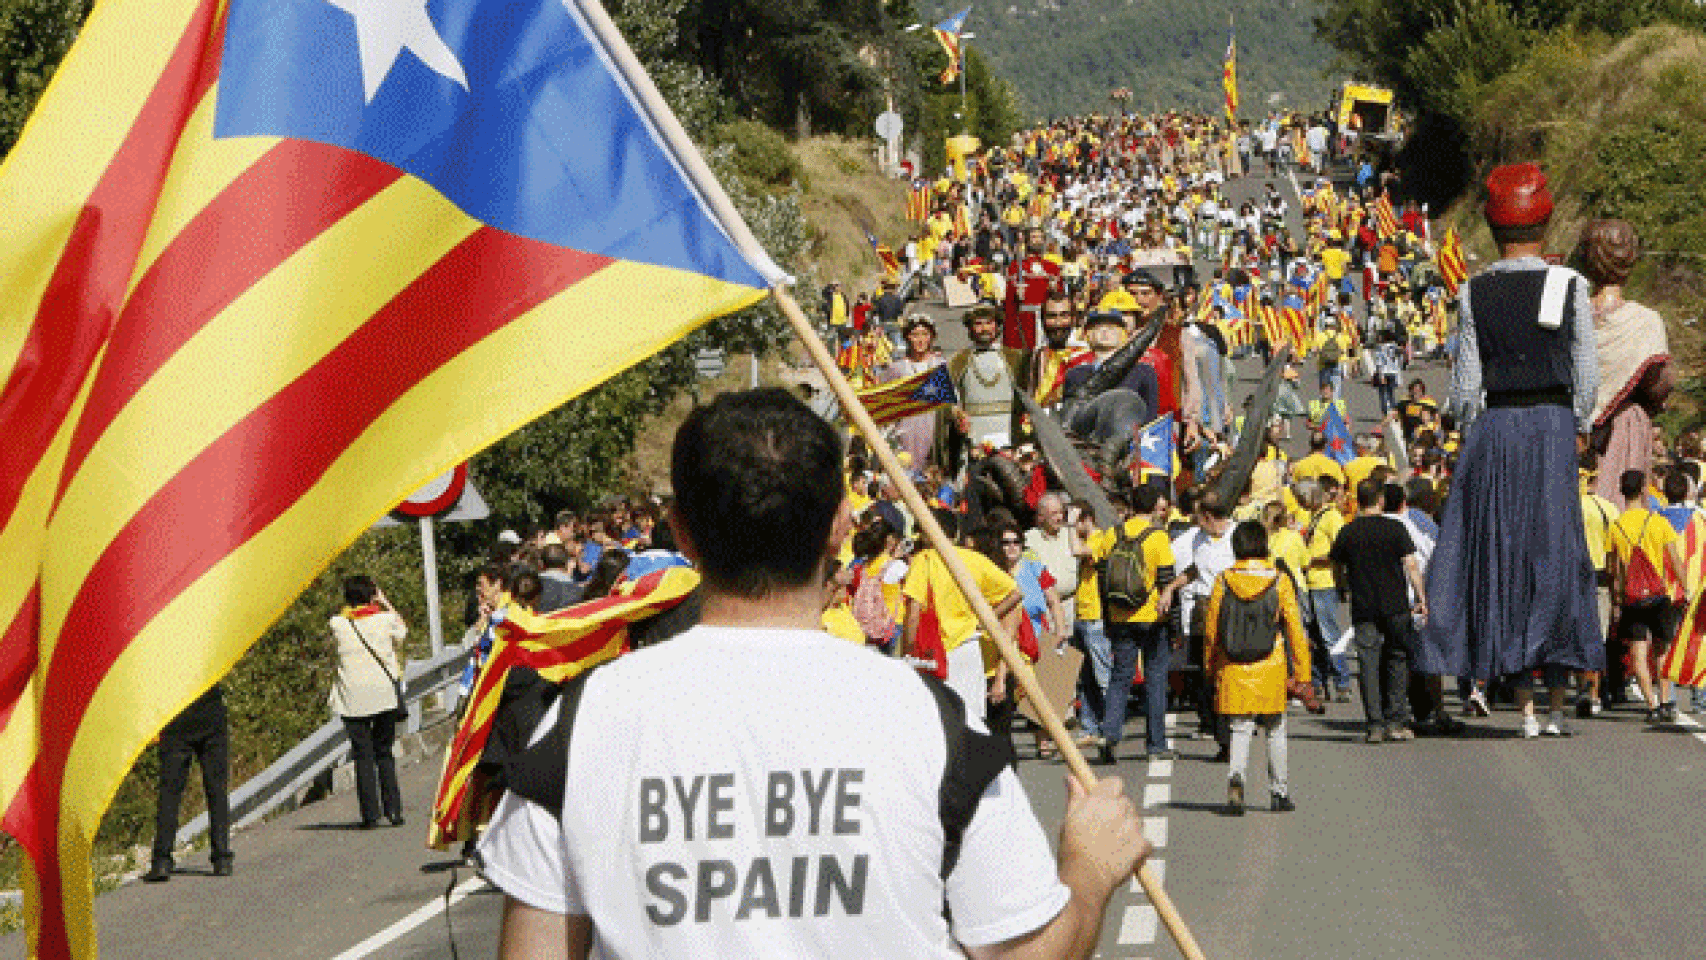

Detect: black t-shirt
[1329,515,1416,623]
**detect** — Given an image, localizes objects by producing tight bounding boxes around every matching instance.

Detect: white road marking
[1674,710,1706,746]
[1117,904,1159,944]
[1130,858,1165,894]
[331,875,487,960]
[1147,759,1173,779]
[1142,782,1170,809]
[1143,815,1168,848]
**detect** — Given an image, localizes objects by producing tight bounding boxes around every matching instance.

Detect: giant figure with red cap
[1415,163,1606,731]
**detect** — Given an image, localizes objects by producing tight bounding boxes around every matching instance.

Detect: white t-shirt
[479,626,1069,959]
[1172,525,1236,631]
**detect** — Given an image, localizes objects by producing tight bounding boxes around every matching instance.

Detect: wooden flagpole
[770,285,1207,960]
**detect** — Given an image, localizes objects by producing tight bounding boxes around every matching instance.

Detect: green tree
[0,0,91,156]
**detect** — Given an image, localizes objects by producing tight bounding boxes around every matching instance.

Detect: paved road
[23,171,1706,959]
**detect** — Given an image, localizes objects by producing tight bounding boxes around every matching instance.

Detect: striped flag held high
[1374,193,1400,239]
[856,364,958,425]
[1436,226,1469,296]
[0,0,784,954]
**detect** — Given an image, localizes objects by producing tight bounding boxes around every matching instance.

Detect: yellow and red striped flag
[934,7,971,84]
[1281,305,1310,351]
[1254,301,1285,347]
[856,364,958,425]
[430,567,699,847]
[1374,193,1400,239]
[0,0,785,955]
[906,183,930,222]
[1222,32,1238,127]
[1436,226,1469,296]
[1662,514,1706,686]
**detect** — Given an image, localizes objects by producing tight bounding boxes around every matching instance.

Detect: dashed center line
[1141,782,1171,809]
[1674,711,1706,747]
[1143,815,1168,848]
[1117,904,1159,945]
[1147,759,1173,779]
[1130,858,1166,894]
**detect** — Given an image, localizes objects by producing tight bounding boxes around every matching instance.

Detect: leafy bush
[718,119,804,188]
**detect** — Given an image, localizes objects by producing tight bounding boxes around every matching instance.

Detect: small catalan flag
[856,363,958,425]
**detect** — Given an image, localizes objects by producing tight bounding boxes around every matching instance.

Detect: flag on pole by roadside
[906,183,930,222]
[1323,402,1355,466]
[935,7,971,84]
[1222,31,1238,127]
[864,228,901,279]
[1436,226,1468,296]
[856,364,958,425]
[0,0,786,954]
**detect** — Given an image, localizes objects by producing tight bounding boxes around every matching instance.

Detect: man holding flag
[481,389,1152,957]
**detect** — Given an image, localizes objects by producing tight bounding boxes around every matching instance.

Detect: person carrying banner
[1417,163,1606,690]
[479,389,1151,959]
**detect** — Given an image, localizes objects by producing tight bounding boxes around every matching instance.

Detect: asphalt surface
[18,171,1706,959]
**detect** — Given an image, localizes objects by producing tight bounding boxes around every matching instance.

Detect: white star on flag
[1141,432,1163,452]
[327,0,469,103]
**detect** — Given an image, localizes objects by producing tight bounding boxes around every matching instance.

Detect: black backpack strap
[505,669,596,821]
[916,672,1014,880]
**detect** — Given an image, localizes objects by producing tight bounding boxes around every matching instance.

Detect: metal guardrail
[174,643,470,843]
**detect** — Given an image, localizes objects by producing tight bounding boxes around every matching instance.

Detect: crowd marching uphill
[416,109,1706,905]
[805,108,1706,809]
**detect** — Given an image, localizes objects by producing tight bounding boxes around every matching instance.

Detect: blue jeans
[1105,621,1170,754]
[1307,589,1353,691]
[1074,619,1112,732]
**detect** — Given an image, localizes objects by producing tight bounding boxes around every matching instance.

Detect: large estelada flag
[856,363,957,425]
[935,6,971,84]
[0,0,785,955]
[1374,193,1400,239]
[1135,414,1178,482]
[1436,226,1469,296]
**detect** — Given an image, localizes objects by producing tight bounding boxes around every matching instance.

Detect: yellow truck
[1334,82,1396,139]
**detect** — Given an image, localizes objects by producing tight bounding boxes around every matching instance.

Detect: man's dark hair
[1382,482,1407,514]
[1130,482,1164,515]
[1231,520,1269,560]
[1404,478,1437,515]
[1663,470,1690,505]
[1620,469,1646,501]
[1309,431,1326,452]
[540,543,570,571]
[342,574,377,607]
[671,389,844,599]
[1490,222,1548,247]
[554,509,577,529]
[1196,490,1231,520]
[1355,478,1383,509]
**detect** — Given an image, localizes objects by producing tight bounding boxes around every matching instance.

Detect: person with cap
[1060,311,1159,476]
[937,305,1028,472]
[881,316,945,470]
[1416,163,1606,706]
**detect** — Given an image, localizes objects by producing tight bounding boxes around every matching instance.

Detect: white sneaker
[1467,690,1491,717]
[1522,715,1541,739]
[1541,711,1571,737]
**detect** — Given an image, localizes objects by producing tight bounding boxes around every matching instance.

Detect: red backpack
[1620,514,1669,608]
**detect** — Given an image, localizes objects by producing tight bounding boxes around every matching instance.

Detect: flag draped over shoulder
[1222,33,1238,127]
[1374,194,1399,240]
[857,364,957,425]
[0,0,783,955]
[935,7,971,84]
[1436,226,1468,296]
[430,567,699,847]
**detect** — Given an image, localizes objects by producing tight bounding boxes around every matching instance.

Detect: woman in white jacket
[329,575,408,829]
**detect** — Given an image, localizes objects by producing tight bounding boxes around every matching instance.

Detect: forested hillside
[926,0,1336,120]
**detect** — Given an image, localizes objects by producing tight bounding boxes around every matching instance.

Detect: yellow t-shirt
[1079,518,1175,624]
[1610,507,1677,572]
[902,547,1017,652]
[821,605,865,644]
[1270,527,1311,592]
[1302,507,1344,591]
[1320,246,1351,281]
[1344,456,1384,494]
[1580,493,1619,573]
[1291,452,1347,485]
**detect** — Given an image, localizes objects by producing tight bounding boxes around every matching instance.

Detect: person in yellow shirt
[1320,241,1352,285]
[1608,468,1689,724]
[820,564,865,644]
[901,513,1022,724]
[1292,431,1348,486]
[1343,435,1387,493]
[1079,485,1182,764]
[1576,455,1619,717]
[1297,479,1353,700]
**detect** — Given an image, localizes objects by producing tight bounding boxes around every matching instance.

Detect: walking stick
[771,285,1208,960]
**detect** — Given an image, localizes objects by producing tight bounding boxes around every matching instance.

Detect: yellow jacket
[1205,560,1311,716]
